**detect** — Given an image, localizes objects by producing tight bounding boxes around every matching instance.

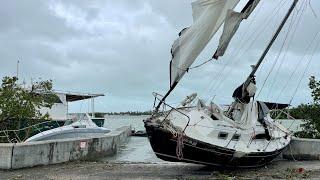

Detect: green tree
[309,76,320,104]
[291,104,320,138]
[293,76,320,138]
[0,76,58,142]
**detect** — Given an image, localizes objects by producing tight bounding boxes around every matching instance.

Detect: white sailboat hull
[145,102,291,167]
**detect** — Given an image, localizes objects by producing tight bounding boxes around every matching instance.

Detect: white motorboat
[25,114,110,142]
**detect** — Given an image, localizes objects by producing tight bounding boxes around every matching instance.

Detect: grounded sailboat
[144,0,297,167]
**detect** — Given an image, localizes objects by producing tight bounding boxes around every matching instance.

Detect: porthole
[211,114,218,120]
[231,134,241,141]
[218,132,228,140]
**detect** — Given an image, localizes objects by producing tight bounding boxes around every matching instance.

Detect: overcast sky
[1,0,320,112]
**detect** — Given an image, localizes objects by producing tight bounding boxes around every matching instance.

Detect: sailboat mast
[243,0,298,88]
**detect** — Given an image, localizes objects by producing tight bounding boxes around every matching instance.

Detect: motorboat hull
[25,114,110,142]
[25,128,110,142]
[145,122,286,168]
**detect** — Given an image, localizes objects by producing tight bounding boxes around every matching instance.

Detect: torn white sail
[170,0,240,87]
[214,0,260,59]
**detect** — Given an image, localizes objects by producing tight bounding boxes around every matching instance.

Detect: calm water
[102,115,168,163]
[104,115,147,131]
[102,115,304,163]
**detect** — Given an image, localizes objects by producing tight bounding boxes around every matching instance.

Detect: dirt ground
[1,160,320,180]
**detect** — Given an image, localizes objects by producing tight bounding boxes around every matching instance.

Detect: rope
[163,122,178,138]
[162,120,184,160]
[248,127,256,147]
[189,58,214,70]
[176,132,184,160]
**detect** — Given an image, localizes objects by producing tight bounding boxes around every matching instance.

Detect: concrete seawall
[282,137,320,160]
[0,126,131,169]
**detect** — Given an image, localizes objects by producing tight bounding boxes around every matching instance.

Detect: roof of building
[65,93,104,102]
[53,90,104,102]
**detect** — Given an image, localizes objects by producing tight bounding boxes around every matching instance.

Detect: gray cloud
[1,0,320,112]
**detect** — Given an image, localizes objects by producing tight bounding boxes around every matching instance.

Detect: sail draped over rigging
[170,0,240,87]
[213,0,260,59]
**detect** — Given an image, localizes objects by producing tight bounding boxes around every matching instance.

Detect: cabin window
[231,134,241,141]
[73,125,86,128]
[253,133,268,139]
[211,114,218,120]
[218,132,228,139]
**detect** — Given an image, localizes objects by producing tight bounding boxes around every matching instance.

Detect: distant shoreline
[105,114,151,116]
[69,112,152,117]
[104,112,152,116]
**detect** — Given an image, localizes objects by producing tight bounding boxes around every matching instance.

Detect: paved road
[1,160,320,179]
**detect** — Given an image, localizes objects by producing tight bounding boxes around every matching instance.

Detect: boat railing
[152,92,191,132]
[0,120,63,143]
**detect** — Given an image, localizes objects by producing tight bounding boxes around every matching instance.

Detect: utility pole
[16,60,20,79]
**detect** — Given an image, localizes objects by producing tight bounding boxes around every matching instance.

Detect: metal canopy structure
[65,93,104,102]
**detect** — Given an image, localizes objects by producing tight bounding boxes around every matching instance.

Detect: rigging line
[207,0,288,99]
[288,0,320,103]
[189,58,214,70]
[308,0,318,18]
[289,31,320,105]
[274,1,308,102]
[245,0,291,80]
[257,11,297,98]
[188,3,285,72]
[195,0,266,83]
[172,0,271,82]
[201,0,284,100]
[199,0,270,99]
[274,7,312,102]
[237,1,287,73]
[256,6,298,98]
[266,2,306,99]
[215,0,287,89]
[232,0,288,65]
[170,63,189,72]
[276,24,320,102]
